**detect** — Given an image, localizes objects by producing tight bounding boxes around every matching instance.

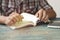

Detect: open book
[8,13,39,29]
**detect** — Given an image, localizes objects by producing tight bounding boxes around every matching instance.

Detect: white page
[21,13,39,25]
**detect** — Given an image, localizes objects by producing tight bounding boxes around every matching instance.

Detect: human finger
[38,9,43,20]
[41,10,46,21]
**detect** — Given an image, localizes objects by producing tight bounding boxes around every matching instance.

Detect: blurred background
[47,0,60,18]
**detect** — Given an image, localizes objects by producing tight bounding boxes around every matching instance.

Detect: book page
[21,13,39,25]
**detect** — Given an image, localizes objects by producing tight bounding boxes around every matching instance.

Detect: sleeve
[6,0,15,16]
[2,0,15,16]
[38,0,53,10]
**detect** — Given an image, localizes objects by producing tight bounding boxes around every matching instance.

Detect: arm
[0,0,23,25]
[0,0,14,24]
[35,0,56,22]
[39,0,56,19]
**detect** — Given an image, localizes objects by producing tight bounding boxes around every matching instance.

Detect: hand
[5,12,23,26]
[35,9,49,23]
